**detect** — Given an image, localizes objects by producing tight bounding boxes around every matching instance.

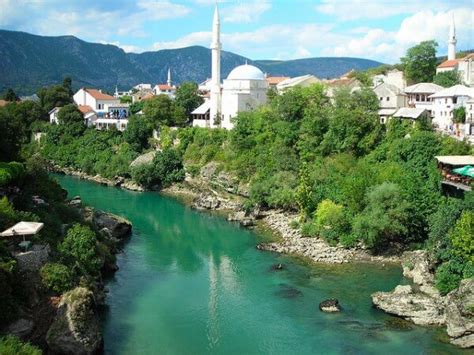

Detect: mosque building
[192,4,268,129]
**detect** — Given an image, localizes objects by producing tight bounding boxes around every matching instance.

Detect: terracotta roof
[156,84,174,91]
[0,100,9,107]
[461,53,474,61]
[437,59,460,68]
[266,76,290,85]
[78,105,94,114]
[84,88,116,100]
[142,93,155,100]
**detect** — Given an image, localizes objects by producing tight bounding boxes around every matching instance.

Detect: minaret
[448,14,457,61]
[167,67,172,87]
[210,3,222,127]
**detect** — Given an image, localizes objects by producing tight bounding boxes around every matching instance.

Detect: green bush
[59,224,101,275]
[132,148,185,189]
[313,199,349,244]
[0,335,41,355]
[435,257,473,295]
[40,263,73,294]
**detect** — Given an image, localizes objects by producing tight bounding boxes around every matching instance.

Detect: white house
[133,83,152,91]
[49,104,97,127]
[465,98,474,139]
[429,84,474,133]
[372,69,406,91]
[192,4,268,129]
[49,107,60,124]
[73,88,120,114]
[404,83,444,116]
[374,82,407,123]
[276,75,321,92]
[392,107,430,122]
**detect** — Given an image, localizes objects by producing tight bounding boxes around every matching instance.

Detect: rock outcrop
[372,285,445,325]
[373,250,474,348]
[445,278,474,348]
[192,193,221,210]
[319,299,341,313]
[92,210,132,240]
[46,287,102,355]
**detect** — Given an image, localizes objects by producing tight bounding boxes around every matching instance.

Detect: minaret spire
[448,13,457,61]
[167,67,172,87]
[210,1,222,127]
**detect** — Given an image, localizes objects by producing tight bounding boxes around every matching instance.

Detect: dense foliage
[401,40,438,83]
[433,70,462,87]
[40,262,73,294]
[174,82,472,292]
[132,148,185,189]
[0,335,41,355]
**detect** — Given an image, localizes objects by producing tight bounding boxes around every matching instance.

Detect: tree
[353,183,411,250]
[453,107,466,124]
[174,82,204,116]
[57,104,83,125]
[59,224,101,275]
[131,148,185,189]
[449,211,474,263]
[37,84,73,112]
[401,40,438,83]
[63,77,73,97]
[0,335,41,355]
[433,70,462,87]
[295,162,313,221]
[2,88,19,102]
[124,115,153,152]
[143,95,175,126]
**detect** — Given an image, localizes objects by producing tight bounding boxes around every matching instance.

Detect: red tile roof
[156,84,174,91]
[142,93,155,101]
[78,105,94,114]
[437,59,460,68]
[266,76,289,85]
[84,88,116,100]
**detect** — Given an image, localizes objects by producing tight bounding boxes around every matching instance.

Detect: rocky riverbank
[3,194,132,354]
[372,251,473,348]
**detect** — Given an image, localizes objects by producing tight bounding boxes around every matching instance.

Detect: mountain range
[0,29,384,95]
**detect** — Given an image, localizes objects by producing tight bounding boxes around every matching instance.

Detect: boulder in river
[319,299,341,312]
[46,287,103,355]
[270,263,285,271]
[92,210,132,240]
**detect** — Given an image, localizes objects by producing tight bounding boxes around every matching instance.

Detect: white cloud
[153,31,212,50]
[325,8,474,63]
[136,0,191,20]
[222,1,271,23]
[315,0,451,20]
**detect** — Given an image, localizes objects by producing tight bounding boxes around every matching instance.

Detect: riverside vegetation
[16,79,472,297]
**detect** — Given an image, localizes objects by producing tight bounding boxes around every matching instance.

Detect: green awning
[452,165,474,178]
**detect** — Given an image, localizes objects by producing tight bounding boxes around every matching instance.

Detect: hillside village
[9,10,465,145]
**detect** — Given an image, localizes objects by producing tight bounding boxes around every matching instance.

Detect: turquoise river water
[55,174,464,355]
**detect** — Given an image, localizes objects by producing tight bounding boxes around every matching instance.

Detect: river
[55,174,463,354]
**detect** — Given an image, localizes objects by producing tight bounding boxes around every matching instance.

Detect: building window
[416,94,420,101]
[386,97,390,101]
[453,97,458,104]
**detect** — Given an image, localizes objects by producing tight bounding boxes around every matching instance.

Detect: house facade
[374,82,407,123]
[404,83,443,116]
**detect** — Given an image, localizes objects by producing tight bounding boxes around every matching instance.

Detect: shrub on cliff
[0,335,41,355]
[59,224,101,276]
[40,262,73,294]
[132,148,185,189]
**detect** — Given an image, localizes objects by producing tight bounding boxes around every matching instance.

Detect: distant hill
[0,29,383,95]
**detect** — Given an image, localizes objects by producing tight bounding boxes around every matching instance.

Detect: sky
[0,0,473,63]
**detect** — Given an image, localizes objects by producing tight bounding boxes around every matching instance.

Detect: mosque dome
[227,64,265,81]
